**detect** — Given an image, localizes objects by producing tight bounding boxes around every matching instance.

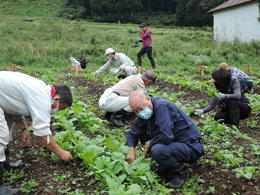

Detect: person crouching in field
[208,62,254,94]
[127,90,204,189]
[0,71,73,194]
[99,71,157,127]
[196,68,251,129]
[94,48,137,79]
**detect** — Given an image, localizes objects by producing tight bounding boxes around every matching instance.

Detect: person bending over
[196,68,251,128]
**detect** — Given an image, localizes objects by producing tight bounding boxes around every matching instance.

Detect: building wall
[213,1,260,42]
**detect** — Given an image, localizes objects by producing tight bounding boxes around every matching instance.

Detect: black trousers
[214,100,251,126]
[137,46,156,68]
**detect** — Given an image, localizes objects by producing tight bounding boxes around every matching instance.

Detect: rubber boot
[3,145,22,171]
[229,109,240,128]
[104,112,113,121]
[169,166,189,189]
[109,109,127,127]
[150,58,156,69]
[112,109,127,119]
[138,56,142,66]
[0,162,20,195]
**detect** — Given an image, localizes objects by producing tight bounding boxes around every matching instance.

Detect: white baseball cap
[104,48,115,55]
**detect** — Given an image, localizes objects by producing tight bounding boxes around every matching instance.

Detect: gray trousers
[110,66,137,77]
[0,108,9,162]
[0,108,24,162]
[99,93,132,113]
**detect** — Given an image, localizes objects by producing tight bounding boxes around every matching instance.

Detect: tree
[117,0,143,16]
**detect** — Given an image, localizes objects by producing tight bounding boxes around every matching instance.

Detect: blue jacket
[127,97,202,148]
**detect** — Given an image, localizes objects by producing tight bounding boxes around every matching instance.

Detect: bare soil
[8,75,260,194]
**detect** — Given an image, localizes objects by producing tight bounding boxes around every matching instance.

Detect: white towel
[99,88,113,107]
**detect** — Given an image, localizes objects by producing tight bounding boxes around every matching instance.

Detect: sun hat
[104,48,115,55]
[219,63,231,70]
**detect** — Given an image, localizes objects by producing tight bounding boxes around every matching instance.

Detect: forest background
[0,0,228,27]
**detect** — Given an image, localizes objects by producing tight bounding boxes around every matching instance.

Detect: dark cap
[143,70,157,85]
[139,23,147,28]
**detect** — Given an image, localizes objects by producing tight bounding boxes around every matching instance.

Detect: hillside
[0,0,58,17]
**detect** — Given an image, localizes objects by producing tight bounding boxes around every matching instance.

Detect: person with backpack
[196,68,251,128]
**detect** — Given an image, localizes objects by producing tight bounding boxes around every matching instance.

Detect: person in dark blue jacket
[127,90,204,188]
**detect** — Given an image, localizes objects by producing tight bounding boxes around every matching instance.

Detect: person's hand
[127,151,136,164]
[135,40,139,44]
[20,129,30,149]
[113,68,122,75]
[195,109,204,115]
[214,93,226,100]
[145,147,151,158]
[59,150,73,162]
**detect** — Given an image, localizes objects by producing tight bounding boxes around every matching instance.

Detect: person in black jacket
[196,68,251,128]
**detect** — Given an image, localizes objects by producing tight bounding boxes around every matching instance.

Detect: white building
[208,0,260,42]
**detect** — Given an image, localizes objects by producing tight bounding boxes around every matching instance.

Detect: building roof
[208,0,254,13]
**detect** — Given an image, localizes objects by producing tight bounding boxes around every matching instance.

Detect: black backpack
[77,56,86,69]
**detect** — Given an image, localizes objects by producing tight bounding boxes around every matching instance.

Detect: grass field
[1,15,260,194]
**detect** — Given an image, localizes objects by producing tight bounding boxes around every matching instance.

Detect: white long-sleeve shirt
[0,71,52,136]
[96,53,135,74]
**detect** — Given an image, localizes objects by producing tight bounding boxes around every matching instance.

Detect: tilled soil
[8,75,260,194]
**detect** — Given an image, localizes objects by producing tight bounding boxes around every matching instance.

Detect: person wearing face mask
[0,71,73,194]
[94,48,137,79]
[99,70,157,127]
[126,90,204,189]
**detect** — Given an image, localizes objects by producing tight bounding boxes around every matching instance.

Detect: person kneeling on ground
[208,62,253,94]
[99,71,157,127]
[196,68,251,128]
[126,90,204,189]
[94,48,137,79]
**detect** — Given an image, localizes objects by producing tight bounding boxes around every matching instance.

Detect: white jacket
[96,53,135,74]
[0,71,52,136]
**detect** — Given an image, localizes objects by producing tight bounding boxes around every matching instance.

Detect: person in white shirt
[0,71,73,194]
[94,48,137,78]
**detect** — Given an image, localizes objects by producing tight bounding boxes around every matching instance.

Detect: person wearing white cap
[94,48,137,78]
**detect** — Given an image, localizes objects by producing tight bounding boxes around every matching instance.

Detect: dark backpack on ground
[77,56,86,69]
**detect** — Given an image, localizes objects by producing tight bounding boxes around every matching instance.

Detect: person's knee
[227,100,237,110]
[151,144,164,161]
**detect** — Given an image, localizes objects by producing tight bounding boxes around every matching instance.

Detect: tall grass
[0,15,259,76]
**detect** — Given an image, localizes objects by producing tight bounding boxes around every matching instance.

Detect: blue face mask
[137,106,153,120]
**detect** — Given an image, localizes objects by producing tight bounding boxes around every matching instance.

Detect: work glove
[113,68,122,75]
[135,40,139,44]
[195,109,204,115]
[214,93,226,100]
